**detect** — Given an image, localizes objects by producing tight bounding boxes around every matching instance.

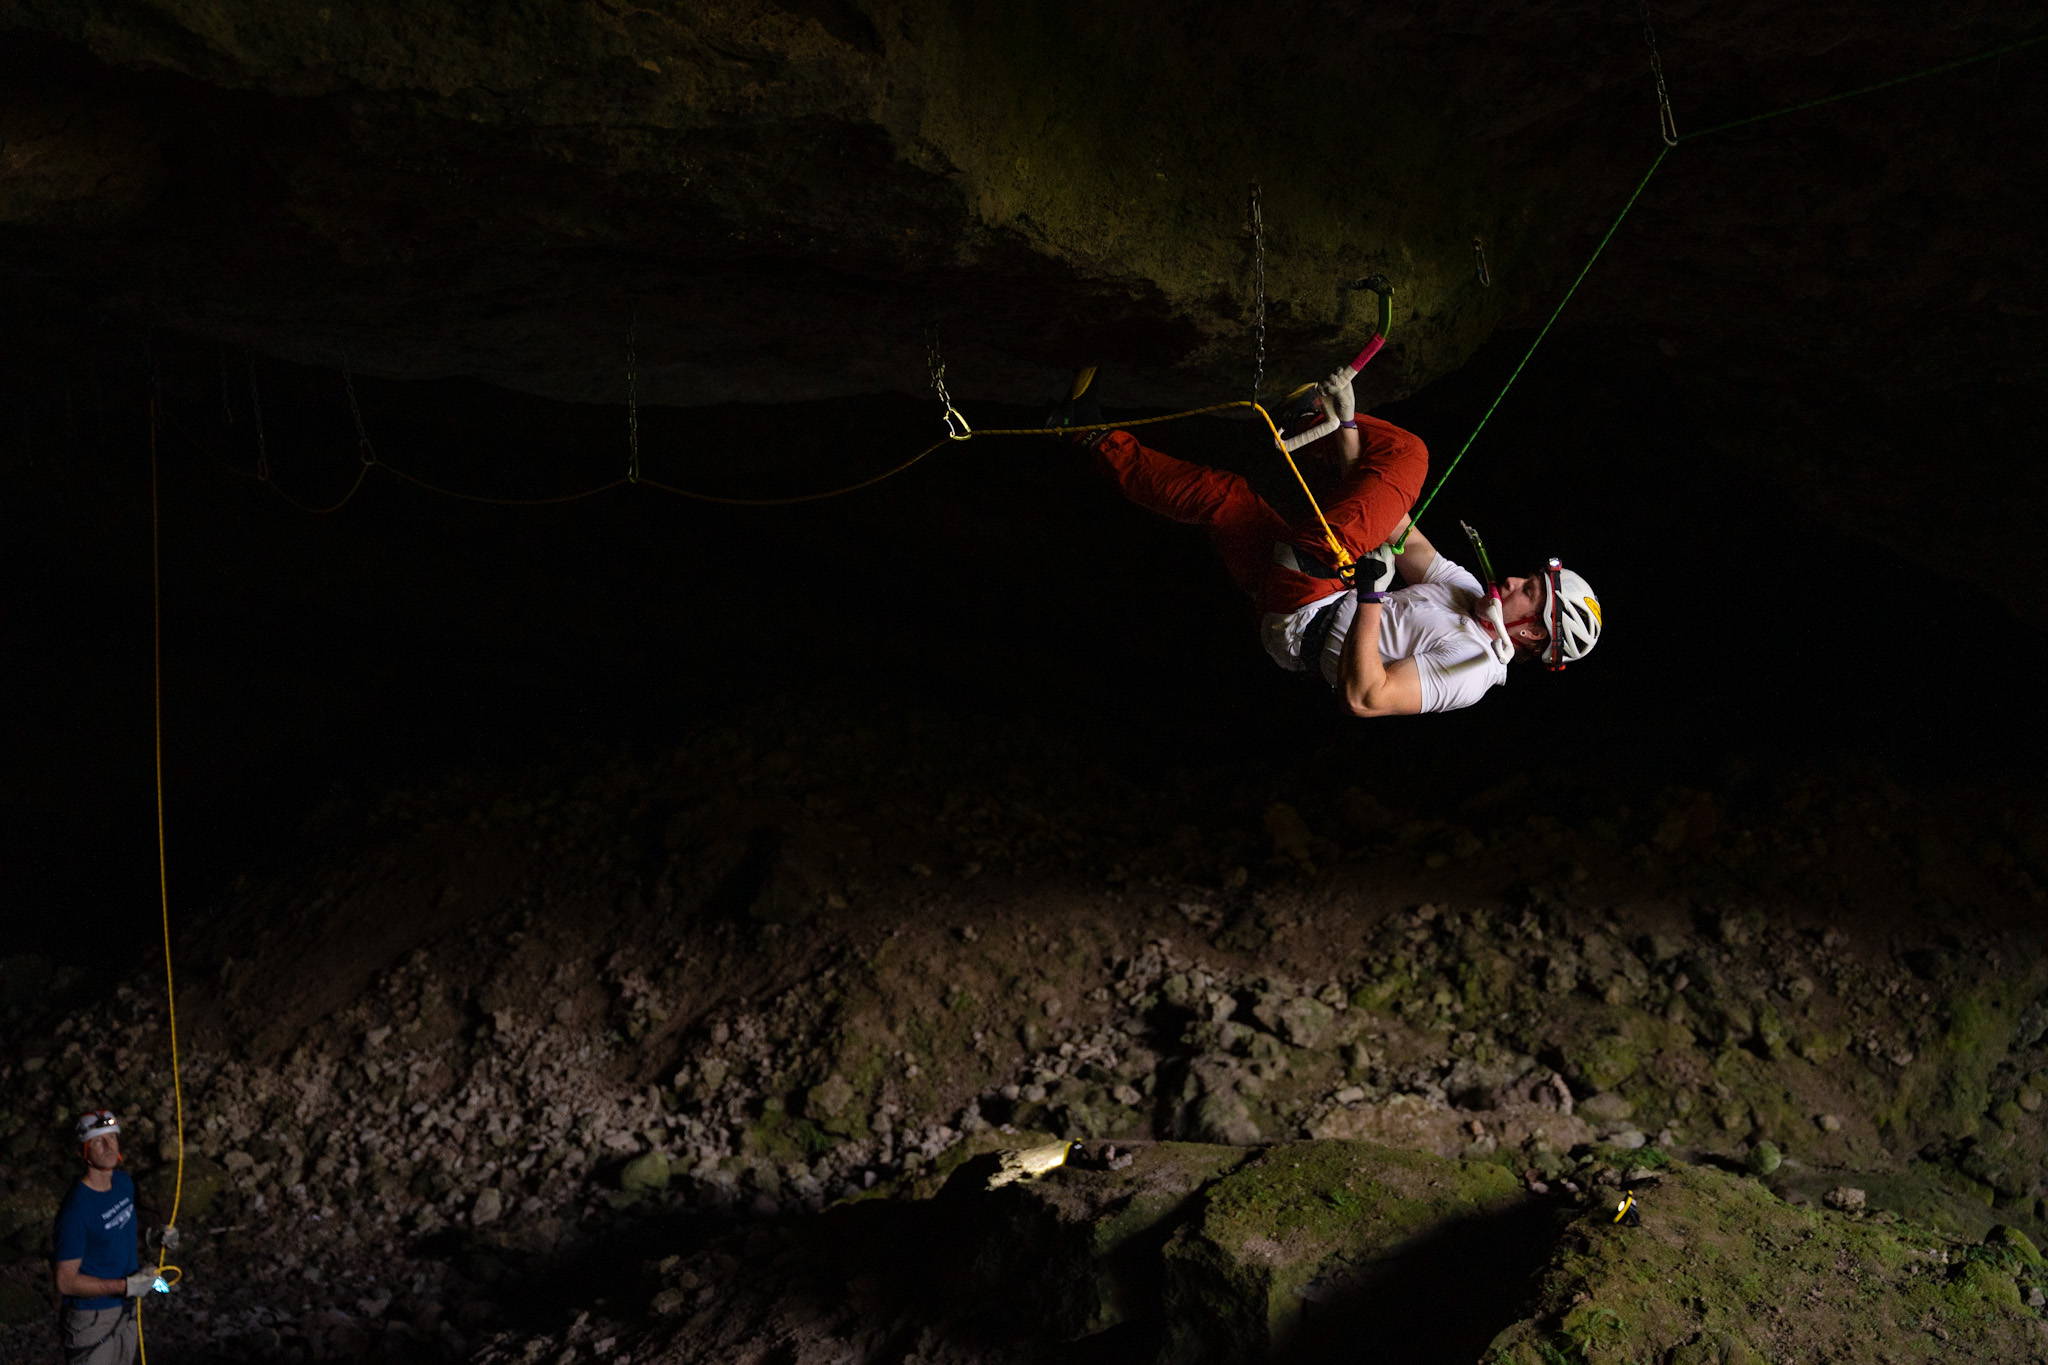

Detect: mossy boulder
[1485,1160,2048,1363]
[903,1136,1553,1361]
[1546,1005,1674,1095]
[1249,993,1334,1050]
[1773,1163,2043,1244]
[619,1151,671,1194]
[959,1141,1246,1341]
[1985,1224,2045,1269]
[801,1072,865,1139]
[1158,1140,1530,1363]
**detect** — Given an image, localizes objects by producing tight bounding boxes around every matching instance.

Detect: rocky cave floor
[4,702,2048,1364]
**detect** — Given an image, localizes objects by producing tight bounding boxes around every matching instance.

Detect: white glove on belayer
[125,1270,167,1297]
[1316,368,1357,424]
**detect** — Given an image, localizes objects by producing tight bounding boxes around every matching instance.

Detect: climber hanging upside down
[1051,367,1602,718]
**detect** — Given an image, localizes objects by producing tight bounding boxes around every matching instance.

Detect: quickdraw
[927,330,972,441]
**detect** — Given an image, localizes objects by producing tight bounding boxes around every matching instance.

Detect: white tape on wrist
[1281,415,1339,452]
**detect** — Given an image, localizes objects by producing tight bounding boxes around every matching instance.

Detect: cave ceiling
[2,0,2045,613]
[1,0,2039,401]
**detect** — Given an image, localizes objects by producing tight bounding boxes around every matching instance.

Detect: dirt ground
[3,699,2046,1363]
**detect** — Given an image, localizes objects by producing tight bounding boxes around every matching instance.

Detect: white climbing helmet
[1540,559,1602,669]
[75,1109,120,1145]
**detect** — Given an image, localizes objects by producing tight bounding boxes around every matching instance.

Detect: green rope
[1396,28,2047,549]
[1395,144,1672,548]
[1684,31,2048,143]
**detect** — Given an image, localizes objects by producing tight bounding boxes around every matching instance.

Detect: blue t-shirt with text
[52,1171,138,1310]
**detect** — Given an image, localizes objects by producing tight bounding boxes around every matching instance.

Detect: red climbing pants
[1090,415,1429,615]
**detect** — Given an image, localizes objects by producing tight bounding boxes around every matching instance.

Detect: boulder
[619,1152,671,1195]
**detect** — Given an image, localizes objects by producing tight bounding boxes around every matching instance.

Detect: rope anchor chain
[1641,0,1680,146]
[625,315,642,482]
[1248,181,1267,406]
[342,356,378,466]
[926,331,972,440]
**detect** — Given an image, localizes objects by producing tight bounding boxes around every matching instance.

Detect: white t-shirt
[1260,554,1508,714]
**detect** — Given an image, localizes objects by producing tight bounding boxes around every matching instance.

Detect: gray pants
[60,1304,135,1365]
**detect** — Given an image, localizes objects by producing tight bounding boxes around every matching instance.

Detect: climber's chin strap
[1460,520,1523,667]
[1478,592,1519,667]
[1540,557,1567,670]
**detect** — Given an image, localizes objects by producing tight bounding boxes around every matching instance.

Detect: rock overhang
[4,0,2038,415]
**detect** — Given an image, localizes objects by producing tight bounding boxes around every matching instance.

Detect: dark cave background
[3,0,2046,971]
[9,11,2048,1364]
[9,319,2043,968]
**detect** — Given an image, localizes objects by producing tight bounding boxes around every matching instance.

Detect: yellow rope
[938,398,1356,573]
[139,389,188,1365]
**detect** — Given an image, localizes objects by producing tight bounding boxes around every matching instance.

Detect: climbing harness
[64,1302,142,1359]
[1295,595,1346,679]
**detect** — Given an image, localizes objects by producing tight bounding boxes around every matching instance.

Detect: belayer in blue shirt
[51,1108,170,1365]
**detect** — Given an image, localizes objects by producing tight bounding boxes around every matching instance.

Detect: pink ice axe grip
[1346,333,1386,374]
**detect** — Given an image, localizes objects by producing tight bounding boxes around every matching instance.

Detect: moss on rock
[1486,1160,2048,1363]
[1160,1140,1526,1362]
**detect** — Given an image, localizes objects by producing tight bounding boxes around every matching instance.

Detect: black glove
[1353,544,1397,598]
